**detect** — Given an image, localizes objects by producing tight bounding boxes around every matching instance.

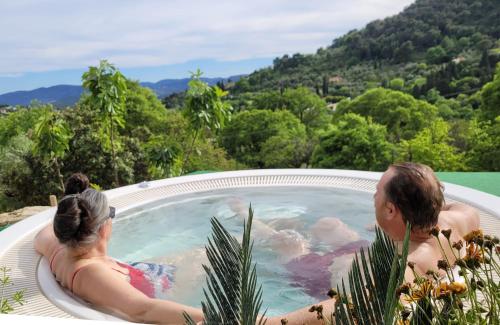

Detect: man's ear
[385,201,397,219]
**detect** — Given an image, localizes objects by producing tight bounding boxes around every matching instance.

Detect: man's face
[374,168,395,229]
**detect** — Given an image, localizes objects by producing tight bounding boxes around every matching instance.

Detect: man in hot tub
[374,162,480,282]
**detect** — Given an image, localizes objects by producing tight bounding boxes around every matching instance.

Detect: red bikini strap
[111,261,130,275]
[49,246,65,272]
[70,266,87,292]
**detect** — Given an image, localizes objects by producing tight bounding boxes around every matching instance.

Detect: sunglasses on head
[109,206,116,219]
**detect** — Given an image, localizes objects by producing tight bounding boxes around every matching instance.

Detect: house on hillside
[0,106,16,115]
[452,56,466,64]
[327,103,338,111]
[329,76,345,84]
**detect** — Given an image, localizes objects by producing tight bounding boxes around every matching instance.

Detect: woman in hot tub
[34,188,337,324]
[227,197,370,300]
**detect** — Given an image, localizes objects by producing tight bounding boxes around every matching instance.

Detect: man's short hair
[384,162,444,230]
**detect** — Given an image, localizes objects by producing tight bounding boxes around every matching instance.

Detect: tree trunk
[110,113,119,187]
[54,158,65,194]
[181,129,199,175]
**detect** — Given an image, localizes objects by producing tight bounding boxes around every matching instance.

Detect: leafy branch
[0,266,25,314]
[184,206,266,325]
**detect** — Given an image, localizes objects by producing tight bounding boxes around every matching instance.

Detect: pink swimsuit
[49,248,173,299]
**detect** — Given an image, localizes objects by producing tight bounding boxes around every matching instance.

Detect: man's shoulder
[406,242,438,274]
[440,203,480,237]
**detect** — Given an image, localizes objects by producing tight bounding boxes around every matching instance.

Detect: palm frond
[185,206,265,325]
[334,224,411,325]
[383,224,411,325]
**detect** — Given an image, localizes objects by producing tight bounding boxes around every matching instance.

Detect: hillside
[0,85,83,107]
[0,75,244,107]
[233,0,500,99]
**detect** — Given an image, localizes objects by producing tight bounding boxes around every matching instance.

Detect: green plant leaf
[187,206,265,325]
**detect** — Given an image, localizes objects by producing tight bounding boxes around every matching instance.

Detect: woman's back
[48,245,132,294]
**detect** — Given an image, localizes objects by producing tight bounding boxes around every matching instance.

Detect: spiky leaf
[185,206,266,325]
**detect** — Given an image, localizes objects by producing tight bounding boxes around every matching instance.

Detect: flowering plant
[395,229,500,324]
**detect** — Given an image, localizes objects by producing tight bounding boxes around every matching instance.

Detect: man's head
[375,162,444,234]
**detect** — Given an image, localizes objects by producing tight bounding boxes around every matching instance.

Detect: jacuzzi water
[108,186,375,316]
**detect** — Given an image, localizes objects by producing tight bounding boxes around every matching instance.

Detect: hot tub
[0,169,498,320]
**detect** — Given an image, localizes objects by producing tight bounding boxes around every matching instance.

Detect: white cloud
[0,0,414,75]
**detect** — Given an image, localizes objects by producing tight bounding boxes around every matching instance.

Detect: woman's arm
[33,222,59,258]
[73,263,204,324]
[74,262,337,325]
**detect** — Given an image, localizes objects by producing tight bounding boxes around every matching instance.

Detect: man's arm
[266,298,337,325]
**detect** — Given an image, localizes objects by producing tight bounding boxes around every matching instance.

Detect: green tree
[394,40,414,63]
[140,111,191,177]
[311,113,393,171]
[82,60,128,186]
[183,70,232,173]
[260,133,308,168]
[61,106,137,189]
[253,91,285,111]
[220,110,308,168]
[0,135,33,211]
[397,119,466,171]
[336,88,438,141]
[149,146,179,178]
[425,46,450,64]
[0,135,61,211]
[253,87,329,132]
[480,63,500,120]
[0,106,48,147]
[32,109,72,192]
[282,87,330,131]
[466,118,500,171]
[183,140,241,173]
[388,78,404,91]
[123,80,169,135]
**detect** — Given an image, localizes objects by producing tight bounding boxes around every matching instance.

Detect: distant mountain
[0,85,83,107]
[0,75,245,107]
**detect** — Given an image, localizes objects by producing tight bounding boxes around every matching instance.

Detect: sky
[0,0,414,94]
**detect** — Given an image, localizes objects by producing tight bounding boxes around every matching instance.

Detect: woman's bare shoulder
[72,262,147,307]
[34,223,60,258]
[71,262,182,323]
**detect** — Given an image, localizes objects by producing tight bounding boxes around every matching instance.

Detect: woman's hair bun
[72,198,96,243]
[53,189,109,248]
[53,195,97,247]
[64,173,90,196]
[53,196,82,245]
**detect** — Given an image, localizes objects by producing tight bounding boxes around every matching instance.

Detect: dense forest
[231,0,500,99]
[0,0,499,213]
